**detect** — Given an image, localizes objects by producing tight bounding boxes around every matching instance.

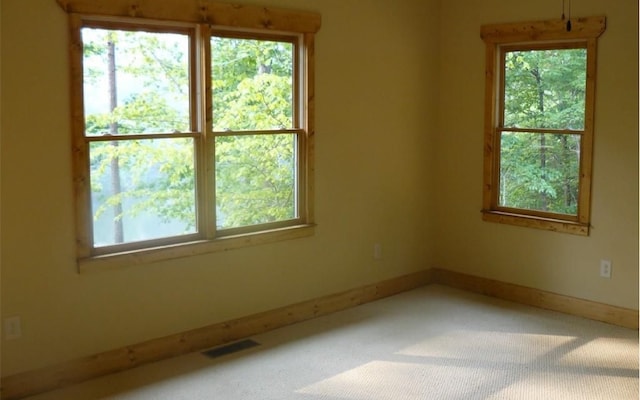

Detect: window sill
[482,210,589,236]
[78,224,316,273]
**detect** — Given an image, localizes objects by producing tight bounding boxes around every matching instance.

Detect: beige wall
[435,0,639,309]
[0,0,637,379]
[0,0,439,376]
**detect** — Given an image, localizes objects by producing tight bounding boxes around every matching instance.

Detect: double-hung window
[59,1,320,269]
[481,17,606,235]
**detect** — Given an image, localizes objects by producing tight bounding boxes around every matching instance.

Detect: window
[481,17,606,235]
[59,1,320,269]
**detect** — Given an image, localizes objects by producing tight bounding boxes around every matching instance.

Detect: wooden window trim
[58,1,320,271]
[56,0,321,33]
[480,16,605,236]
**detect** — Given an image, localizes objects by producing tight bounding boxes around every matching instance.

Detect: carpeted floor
[27,285,639,399]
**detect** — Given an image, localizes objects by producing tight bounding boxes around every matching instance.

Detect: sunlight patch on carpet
[396,331,576,364]
[296,361,493,400]
[558,337,638,370]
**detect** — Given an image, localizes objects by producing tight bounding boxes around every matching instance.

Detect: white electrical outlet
[4,316,22,340]
[373,243,382,260]
[600,259,612,279]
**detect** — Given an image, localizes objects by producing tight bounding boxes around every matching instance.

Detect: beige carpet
[27,285,639,399]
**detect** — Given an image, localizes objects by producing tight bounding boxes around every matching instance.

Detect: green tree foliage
[83,28,296,244]
[500,48,586,215]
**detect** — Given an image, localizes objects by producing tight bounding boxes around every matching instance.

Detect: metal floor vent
[202,339,260,359]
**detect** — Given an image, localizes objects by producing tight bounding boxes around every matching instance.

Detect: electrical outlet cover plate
[373,244,382,260]
[4,316,22,340]
[600,259,612,279]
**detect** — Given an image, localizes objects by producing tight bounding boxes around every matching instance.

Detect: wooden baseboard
[0,270,431,400]
[431,268,639,329]
[3,267,635,399]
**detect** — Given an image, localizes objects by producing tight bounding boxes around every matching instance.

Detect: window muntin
[481,17,605,235]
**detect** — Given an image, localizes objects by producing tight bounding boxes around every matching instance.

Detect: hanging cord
[562,0,572,32]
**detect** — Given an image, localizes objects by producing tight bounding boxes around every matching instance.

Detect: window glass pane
[211,36,294,131]
[500,132,580,215]
[504,48,586,130]
[82,28,190,136]
[90,138,196,247]
[216,134,297,229]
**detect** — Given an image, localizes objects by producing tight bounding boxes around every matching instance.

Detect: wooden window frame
[57,0,320,271]
[480,16,606,235]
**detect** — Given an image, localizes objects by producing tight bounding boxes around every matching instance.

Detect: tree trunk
[108,37,124,243]
[534,67,548,211]
[540,134,547,211]
[562,135,571,211]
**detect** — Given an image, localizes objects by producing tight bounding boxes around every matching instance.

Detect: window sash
[491,42,591,222]
[75,18,204,256]
[208,30,304,235]
[210,30,302,132]
[494,128,583,221]
[499,44,588,132]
